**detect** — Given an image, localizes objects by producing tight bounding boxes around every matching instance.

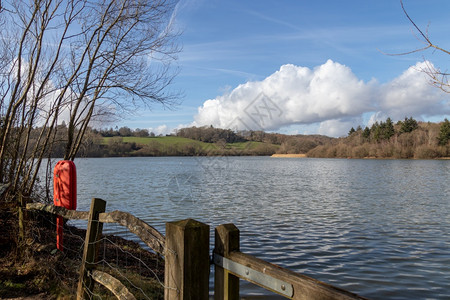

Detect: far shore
[271,153,307,158]
[270,154,450,160]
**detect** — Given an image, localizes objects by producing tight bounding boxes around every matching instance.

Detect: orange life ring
[53,160,77,251]
[53,160,77,210]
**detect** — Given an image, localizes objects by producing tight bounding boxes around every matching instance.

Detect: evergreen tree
[348,127,356,136]
[400,117,418,133]
[371,122,381,141]
[383,117,395,140]
[438,118,450,146]
[362,127,371,139]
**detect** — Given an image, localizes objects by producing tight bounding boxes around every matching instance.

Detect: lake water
[68,156,449,299]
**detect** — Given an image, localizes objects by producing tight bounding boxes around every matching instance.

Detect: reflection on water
[66,157,449,299]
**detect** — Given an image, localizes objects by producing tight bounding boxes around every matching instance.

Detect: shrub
[414,145,440,159]
[352,145,369,158]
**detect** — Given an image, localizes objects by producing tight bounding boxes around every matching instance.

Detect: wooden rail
[26,202,165,256]
[214,223,369,300]
[228,251,367,300]
[90,270,136,300]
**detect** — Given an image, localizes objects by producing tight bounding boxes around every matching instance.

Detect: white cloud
[318,118,363,137]
[379,61,448,119]
[367,111,389,127]
[149,125,172,136]
[192,60,450,137]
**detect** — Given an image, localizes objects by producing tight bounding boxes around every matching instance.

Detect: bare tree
[0,0,180,201]
[399,0,450,92]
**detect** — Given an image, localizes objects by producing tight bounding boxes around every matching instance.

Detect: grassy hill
[99,136,279,157]
[102,136,206,146]
[88,119,450,159]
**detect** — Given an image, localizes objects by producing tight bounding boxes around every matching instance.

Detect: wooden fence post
[18,194,26,242]
[77,198,106,300]
[164,219,210,300]
[214,223,240,300]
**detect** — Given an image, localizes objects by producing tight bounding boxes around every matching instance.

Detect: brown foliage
[307,122,450,159]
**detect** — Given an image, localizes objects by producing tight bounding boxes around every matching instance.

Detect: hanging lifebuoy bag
[53,160,77,251]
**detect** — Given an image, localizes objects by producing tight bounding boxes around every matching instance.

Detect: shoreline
[74,154,450,160]
[270,154,450,160]
[271,153,307,158]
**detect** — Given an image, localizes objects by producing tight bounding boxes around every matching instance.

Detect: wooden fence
[27,198,165,300]
[27,198,369,300]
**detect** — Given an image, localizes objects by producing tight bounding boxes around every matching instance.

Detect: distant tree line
[348,117,418,142]
[93,127,157,138]
[308,117,450,159]
[176,126,246,143]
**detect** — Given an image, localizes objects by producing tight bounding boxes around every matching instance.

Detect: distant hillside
[68,119,450,158]
[95,136,279,157]
[77,126,334,157]
[307,118,450,159]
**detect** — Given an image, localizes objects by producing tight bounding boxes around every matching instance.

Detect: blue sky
[118,0,450,137]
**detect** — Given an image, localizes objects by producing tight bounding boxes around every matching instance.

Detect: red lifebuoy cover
[53,160,77,251]
[53,160,77,210]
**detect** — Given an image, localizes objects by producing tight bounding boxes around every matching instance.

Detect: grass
[99,136,280,156]
[124,136,202,145]
[102,136,272,150]
[103,136,211,146]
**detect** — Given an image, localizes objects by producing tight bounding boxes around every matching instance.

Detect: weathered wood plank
[214,224,240,300]
[26,203,165,256]
[26,203,89,219]
[77,198,106,300]
[90,270,136,300]
[99,210,165,256]
[164,219,210,300]
[228,251,369,300]
[19,194,27,241]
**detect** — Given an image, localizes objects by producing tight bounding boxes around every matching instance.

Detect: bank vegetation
[51,117,450,159]
[307,118,450,159]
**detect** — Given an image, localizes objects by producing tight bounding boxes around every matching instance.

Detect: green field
[103,136,269,149]
[103,136,215,148]
[101,136,279,156]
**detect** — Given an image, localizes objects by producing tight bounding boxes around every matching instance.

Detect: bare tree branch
[384,1,450,94]
[0,0,181,201]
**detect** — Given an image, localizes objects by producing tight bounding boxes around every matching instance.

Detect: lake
[68,156,449,299]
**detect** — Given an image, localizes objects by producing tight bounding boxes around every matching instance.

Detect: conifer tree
[400,117,418,133]
[438,118,450,146]
[383,117,395,140]
[362,127,371,139]
[348,127,356,136]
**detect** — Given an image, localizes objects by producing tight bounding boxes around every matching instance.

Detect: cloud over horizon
[192,60,450,137]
